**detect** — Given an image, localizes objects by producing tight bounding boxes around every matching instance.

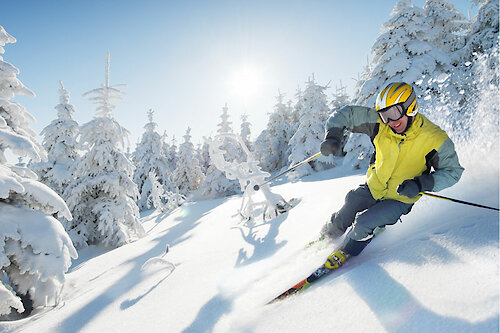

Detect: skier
[319,82,464,269]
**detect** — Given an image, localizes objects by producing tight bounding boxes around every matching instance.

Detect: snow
[0,1,498,331]
[0,154,497,332]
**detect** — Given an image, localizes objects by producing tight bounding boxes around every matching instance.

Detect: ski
[267,227,386,304]
[267,252,339,304]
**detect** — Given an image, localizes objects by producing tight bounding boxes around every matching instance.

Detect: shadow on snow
[56,198,228,333]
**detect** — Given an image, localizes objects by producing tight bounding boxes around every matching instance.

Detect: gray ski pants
[331,184,413,256]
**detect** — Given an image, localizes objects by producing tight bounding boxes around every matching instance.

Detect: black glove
[397,175,434,198]
[320,138,339,156]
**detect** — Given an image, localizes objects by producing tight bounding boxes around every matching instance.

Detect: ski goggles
[377,104,405,124]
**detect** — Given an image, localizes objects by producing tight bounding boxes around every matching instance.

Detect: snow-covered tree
[0,26,76,316]
[199,140,211,175]
[288,76,333,179]
[64,53,144,248]
[415,0,471,113]
[240,114,252,151]
[147,170,167,212]
[254,91,294,172]
[424,0,469,54]
[426,0,499,135]
[355,0,452,107]
[458,0,499,61]
[199,105,242,198]
[161,131,169,158]
[289,86,303,134]
[199,163,241,199]
[330,81,350,110]
[173,127,205,195]
[32,81,79,197]
[252,129,271,172]
[457,0,499,101]
[166,136,178,173]
[352,57,372,103]
[132,109,173,211]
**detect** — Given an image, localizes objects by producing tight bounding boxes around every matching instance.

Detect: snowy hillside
[0,153,497,332]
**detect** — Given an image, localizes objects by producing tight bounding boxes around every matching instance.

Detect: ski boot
[324,247,349,270]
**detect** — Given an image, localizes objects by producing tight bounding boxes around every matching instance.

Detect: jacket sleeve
[426,138,464,192]
[324,105,380,143]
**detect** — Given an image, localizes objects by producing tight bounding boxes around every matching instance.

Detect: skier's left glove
[320,138,339,156]
[397,175,434,198]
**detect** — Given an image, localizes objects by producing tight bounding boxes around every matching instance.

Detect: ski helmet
[375,82,417,117]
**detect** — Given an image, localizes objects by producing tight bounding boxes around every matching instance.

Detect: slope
[0,157,498,333]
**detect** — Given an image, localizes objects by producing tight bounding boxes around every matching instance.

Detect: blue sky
[0,0,476,151]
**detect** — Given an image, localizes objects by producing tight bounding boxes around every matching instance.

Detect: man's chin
[390,125,404,133]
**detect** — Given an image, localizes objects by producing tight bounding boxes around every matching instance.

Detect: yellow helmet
[375,82,417,116]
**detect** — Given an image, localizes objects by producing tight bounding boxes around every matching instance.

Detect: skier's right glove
[320,138,339,156]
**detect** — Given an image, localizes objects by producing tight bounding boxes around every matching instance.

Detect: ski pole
[421,192,499,211]
[254,152,322,191]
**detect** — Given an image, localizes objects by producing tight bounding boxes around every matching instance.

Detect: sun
[227,65,264,102]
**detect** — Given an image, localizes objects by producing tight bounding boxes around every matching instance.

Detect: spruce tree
[254,91,294,172]
[173,127,205,195]
[0,26,76,316]
[355,0,451,106]
[240,114,252,152]
[64,53,144,248]
[32,81,79,197]
[166,136,178,174]
[132,109,173,210]
[199,104,240,198]
[288,76,332,179]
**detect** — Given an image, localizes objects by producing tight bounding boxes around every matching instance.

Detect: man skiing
[319,82,464,269]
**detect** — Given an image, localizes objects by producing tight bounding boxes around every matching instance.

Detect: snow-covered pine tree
[252,129,271,171]
[424,0,469,54]
[355,0,452,107]
[254,91,294,172]
[417,0,471,115]
[194,142,203,168]
[437,0,499,138]
[289,86,302,134]
[199,140,211,175]
[161,131,169,158]
[32,81,79,197]
[352,56,372,103]
[148,170,167,212]
[330,81,350,111]
[132,109,173,211]
[64,53,144,248]
[458,0,499,60]
[288,76,333,180]
[199,104,240,198]
[166,136,178,174]
[173,127,205,195]
[240,114,252,152]
[0,26,76,316]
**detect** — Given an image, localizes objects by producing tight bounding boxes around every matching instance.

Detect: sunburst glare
[227,65,265,102]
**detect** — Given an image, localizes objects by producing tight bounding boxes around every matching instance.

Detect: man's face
[388,115,409,134]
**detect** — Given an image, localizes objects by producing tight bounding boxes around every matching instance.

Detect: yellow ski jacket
[325,106,464,203]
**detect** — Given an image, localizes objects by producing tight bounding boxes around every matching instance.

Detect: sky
[0,0,477,152]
